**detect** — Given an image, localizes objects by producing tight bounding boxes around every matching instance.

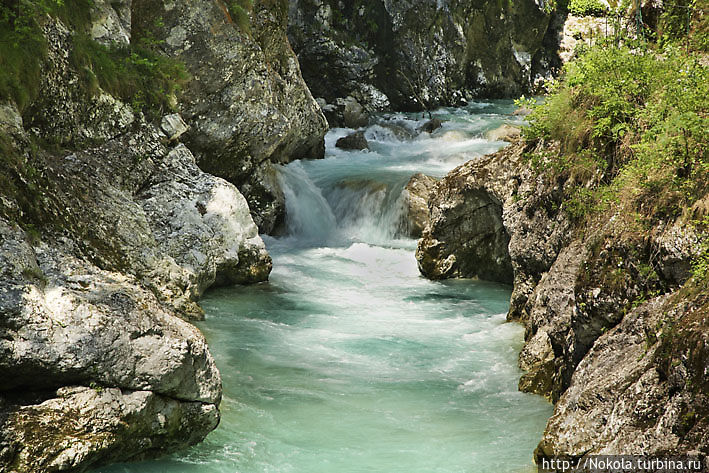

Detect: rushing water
[97,101,552,473]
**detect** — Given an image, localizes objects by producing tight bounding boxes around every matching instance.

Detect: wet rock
[416,150,516,283]
[400,173,438,238]
[336,131,369,151]
[485,124,521,142]
[420,118,443,134]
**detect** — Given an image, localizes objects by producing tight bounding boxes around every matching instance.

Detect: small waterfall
[278,163,411,246]
[277,161,337,243]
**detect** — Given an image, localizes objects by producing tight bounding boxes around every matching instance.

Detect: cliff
[417,42,708,459]
[0,0,324,469]
[288,0,557,116]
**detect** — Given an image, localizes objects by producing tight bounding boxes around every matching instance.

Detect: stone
[90,0,132,46]
[336,131,369,150]
[420,118,443,134]
[416,137,707,457]
[342,96,370,128]
[160,113,189,141]
[132,0,328,233]
[399,173,438,238]
[485,124,521,142]
[288,0,554,110]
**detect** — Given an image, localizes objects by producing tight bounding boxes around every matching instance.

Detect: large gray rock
[289,0,554,111]
[132,0,328,233]
[535,293,709,459]
[400,173,438,238]
[0,94,268,470]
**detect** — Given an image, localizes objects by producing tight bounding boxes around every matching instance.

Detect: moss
[0,0,187,121]
[69,34,188,120]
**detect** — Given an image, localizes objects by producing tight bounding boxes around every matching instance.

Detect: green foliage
[523,44,709,224]
[0,0,187,120]
[228,0,253,33]
[70,34,188,120]
[568,0,607,16]
[659,0,709,52]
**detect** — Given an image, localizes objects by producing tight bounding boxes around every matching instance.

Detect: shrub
[568,0,608,16]
[523,45,709,225]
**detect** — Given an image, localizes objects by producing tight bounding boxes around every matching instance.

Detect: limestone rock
[160,113,189,141]
[416,137,706,456]
[0,98,270,470]
[132,0,328,233]
[2,387,219,472]
[90,0,132,46]
[289,0,554,110]
[535,293,709,459]
[485,124,521,142]
[343,96,370,128]
[400,173,438,238]
[336,131,369,150]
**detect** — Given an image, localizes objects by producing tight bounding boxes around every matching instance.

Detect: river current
[97,101,552,473]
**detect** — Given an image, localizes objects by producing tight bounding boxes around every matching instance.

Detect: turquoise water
[97,102,552,473]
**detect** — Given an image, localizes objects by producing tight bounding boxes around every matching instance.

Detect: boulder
[336,131,369,150]
[420,118,443,134]
[160,113,189,141]
[132,0,328,233]
[485,124,521,142]
[342,96,370,128]
[400,173,438,238]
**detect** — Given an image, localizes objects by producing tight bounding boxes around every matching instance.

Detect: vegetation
[523,44,708,228]
[521,2,709,285]
[227,0,253,34]
[568,0,608,16]
[0,0,187,119]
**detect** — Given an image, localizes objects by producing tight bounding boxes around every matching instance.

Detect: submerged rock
[336,131,369,151]
[400,173,439,238]
[420,118,443,134]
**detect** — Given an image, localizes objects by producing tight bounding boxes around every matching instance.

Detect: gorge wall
[288,0,559,118]
[0,0,326,469]
[416,140,709,459]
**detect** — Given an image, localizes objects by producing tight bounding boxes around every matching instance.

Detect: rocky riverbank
[416,137,708,457]
[0,0,323,469]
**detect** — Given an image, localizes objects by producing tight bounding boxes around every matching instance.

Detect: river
[97,101,552,473]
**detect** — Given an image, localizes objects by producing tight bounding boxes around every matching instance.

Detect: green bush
[228,0,253,33]
[523,45,709,225]
[70,34,188,120]
[568,0,608,16]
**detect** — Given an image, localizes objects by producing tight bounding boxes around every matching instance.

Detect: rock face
[0,4,279,469]
[416,139,707,457]
[132,0,329,233]
[400,173,438,238]
[288,0,555,112]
